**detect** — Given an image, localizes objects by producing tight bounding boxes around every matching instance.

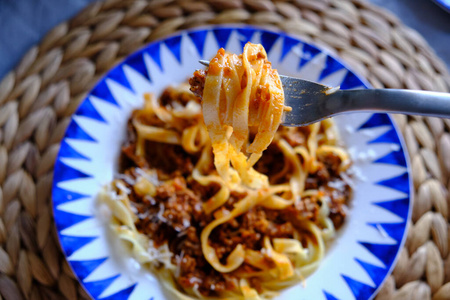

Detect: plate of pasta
[52,25,411,300]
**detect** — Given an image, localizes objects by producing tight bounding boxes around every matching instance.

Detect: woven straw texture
[0,0,449,299]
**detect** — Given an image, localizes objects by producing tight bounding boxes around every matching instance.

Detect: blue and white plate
[52,25,411,300]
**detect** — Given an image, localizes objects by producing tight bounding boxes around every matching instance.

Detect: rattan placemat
[0,0,449,299]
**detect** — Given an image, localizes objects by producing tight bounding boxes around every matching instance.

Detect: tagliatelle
[202,44,287,188]
[99,44,353,300]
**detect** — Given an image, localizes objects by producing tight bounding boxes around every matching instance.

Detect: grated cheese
[116,181,131,195]
[115,173,136,185]
[136,168,159,185]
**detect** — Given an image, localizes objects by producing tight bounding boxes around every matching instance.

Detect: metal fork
[199,60,450,126]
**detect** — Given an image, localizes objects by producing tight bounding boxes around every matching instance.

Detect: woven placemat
[0,0,449,299]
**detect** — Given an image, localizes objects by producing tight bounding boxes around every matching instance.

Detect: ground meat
[304,164,350,230]
[316,163,331,182]
[254,144,286,183]
[325,185,351,229]
[175,228,237,296]
[209,196,321,265]
[268,221,295,238]
[321,152,342,175]
[189,69,206,98]
[283,127,307,147]
[189,179,221,200]
[305,177,319,190]
[124,150,350,297]
[223,190,247,210]
[176,227,203,259]
[121,143,148,170]
[283,197,320,224]
[143,142,195,176]
[329,206,346,229]
[249,277,264,294]
[304,163,331,190]
[127,173,240,296]
[132,177,206,245]
[120,122,149,170]
[160,85,201,107]
[180,254,197,274]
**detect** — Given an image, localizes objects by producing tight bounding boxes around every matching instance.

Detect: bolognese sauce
[115,85,350,297]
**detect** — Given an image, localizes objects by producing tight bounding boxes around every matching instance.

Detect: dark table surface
[0,0,449,81]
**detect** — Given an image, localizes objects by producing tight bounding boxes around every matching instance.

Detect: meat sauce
[120,122,350,297]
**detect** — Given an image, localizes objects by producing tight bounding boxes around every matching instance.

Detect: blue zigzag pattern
[52,26,411,300]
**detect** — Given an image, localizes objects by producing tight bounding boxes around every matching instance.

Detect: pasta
[199,44,287,189]
[99,43,352,299]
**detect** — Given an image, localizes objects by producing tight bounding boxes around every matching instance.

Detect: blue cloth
[0,0,95,79]
[0,0,449,81]
[370,0,450,70]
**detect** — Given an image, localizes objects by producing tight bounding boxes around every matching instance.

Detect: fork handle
[331,89,450,118]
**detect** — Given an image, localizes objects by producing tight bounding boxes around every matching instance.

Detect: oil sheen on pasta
[99,43,352,300]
